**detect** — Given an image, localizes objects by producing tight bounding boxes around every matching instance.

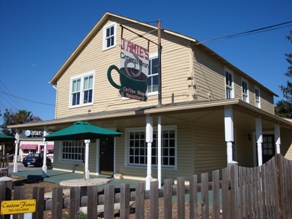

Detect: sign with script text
[107,38,149,101]
[1,199,36,215]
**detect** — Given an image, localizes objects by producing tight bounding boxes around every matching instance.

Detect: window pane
[72,79,81,92]
[151,58,158,74]
[83,90,92,103]
[128,129,175,167]
[83,76,93,90]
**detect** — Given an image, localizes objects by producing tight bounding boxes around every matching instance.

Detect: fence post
[0,177,13,219]
[276,154,284,219]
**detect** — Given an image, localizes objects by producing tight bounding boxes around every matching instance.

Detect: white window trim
[102,22,117,51]
[69,70,95,108]
[224,67,234,99]
[148,53,159,96]
[60,140,83,162]
[241,78,249,103]
[254,86,261,108]
[124,125,177,169]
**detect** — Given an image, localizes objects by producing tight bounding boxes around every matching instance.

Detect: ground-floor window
[62,140,83,161]
[126,126,176,168]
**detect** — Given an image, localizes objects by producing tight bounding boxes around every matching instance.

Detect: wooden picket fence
[0,154,10,177]
[0,154,292,219]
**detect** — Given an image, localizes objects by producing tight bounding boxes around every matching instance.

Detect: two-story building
[9,12,292,181]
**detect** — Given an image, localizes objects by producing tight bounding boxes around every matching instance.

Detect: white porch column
[158,116,162,189]
[84,139,90,180]
[255,117,263,166]
[13,130,20,173]
[274,124,281,154]
[146,114,153,190]
[42,126,48,178]
[224,106,234,163]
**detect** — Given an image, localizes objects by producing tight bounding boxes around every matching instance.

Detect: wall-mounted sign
[1,199,36,215]
[107,38,149,101]
[24,130,43,138]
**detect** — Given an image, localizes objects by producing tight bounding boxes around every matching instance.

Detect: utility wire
[199,20,292,44]
[0,80,26,110]
[0,90,55,107]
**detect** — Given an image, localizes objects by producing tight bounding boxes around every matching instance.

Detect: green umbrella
[44,121,122,141]
[0,133,15,142]
[44,121,122,180]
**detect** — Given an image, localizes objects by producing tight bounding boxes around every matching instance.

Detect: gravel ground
[10,176,217,218]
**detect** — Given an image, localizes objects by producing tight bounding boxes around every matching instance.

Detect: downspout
[52,84,57,119]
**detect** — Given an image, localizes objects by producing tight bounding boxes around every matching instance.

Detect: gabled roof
[49,12,277,96]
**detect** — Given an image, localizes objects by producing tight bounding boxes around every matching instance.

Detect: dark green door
[99,138,114,175]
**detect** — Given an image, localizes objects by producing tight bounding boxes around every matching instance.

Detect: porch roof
[7,99,292,132]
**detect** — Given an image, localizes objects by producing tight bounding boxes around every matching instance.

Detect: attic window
[103,22,116,50]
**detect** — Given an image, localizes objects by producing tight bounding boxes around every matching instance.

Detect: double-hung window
[103,22,116,50]
[70,71,94,107]
[148,54,159,94]
[242,79,249,102]
[225,69,234,99]
[126,126,176,168]
[255,87,261,108]
[62,141,83,161]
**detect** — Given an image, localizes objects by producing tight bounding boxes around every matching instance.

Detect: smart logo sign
[107,38,149,101]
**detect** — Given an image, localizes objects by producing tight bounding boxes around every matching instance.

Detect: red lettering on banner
[121,38,149,60]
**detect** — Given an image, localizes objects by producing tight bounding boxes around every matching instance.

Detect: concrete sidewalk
[10,168,143,191]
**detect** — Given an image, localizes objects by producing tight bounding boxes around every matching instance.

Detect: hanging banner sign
[107,38,149,101]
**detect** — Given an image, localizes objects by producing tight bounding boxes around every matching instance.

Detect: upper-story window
[255,86,261,108]
[148,54,159,94]
[241,79,249,102]
[70,71,94,107]
[103,22,116,50]
[225,69,234,99]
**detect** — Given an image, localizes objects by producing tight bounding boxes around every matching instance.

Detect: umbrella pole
[84,140,90,180]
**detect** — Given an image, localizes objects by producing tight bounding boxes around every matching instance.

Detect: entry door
[262,134,275,163]
[99,138,114,175]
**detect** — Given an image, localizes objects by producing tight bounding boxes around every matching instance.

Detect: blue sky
[0,0,291,122]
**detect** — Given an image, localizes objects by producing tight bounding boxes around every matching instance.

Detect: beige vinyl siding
[193,124,226,175]
[115,123,193,180]
[249,83,256,106]
[235,129,254,167]
[160,38,190,103]
[233,72,242,99]
[259,89,275,114]
[193,47,225,100]
[52,141,103,175]
[53,141,85,173]
[280,128,292,160]
[55,19,192,119]
[88,141,98,174]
